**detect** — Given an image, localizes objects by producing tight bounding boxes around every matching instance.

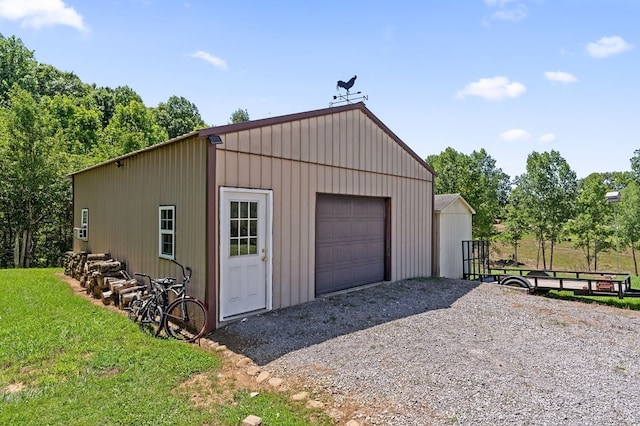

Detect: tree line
[0,34,250,268]
[2,33,638,274]
[427,147,640,274]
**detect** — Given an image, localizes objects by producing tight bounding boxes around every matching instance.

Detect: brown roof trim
[199,102,436,175]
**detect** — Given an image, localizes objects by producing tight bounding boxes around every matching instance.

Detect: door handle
[261,248,267,262]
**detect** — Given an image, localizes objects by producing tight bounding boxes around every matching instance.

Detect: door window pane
[230,201,259,257]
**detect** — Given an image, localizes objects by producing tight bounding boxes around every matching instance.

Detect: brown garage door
[315,194,386,296]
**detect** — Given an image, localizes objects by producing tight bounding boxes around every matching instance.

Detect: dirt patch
[4,382,25,394]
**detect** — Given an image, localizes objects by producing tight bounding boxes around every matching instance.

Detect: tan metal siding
[216,108,433,310]
[72,135,208,302]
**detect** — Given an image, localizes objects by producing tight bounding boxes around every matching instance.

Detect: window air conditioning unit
[73,227,88,241]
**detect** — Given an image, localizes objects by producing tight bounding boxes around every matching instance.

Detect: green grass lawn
[0,269,330,426]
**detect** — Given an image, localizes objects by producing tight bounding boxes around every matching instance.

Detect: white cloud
[492,5,527,22]
[539,133,556,144]
[586,36,634,58]
[190,51,228,70]
[456,76,526,101]
[484,0,516,6]
[544,71,577,83]
[499,129,531,142]
[0,0,87,32]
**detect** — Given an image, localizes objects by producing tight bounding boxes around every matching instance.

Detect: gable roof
[434,194,476,214]
[71,102,435,176]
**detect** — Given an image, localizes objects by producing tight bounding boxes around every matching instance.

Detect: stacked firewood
[64,251,144,308]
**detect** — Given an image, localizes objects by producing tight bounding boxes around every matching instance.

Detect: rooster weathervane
[330,74,368,106]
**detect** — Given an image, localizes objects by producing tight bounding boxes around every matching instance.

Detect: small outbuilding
[433,194,475,279]
[71,102,436,330]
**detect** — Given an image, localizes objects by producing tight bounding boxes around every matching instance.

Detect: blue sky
[0,0,638,179]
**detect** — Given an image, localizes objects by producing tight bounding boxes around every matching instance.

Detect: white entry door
[220,188,272,320]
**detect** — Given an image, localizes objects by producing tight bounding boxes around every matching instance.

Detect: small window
[229,201,259,257]
[81,208,89,229]
[159,206,175,259]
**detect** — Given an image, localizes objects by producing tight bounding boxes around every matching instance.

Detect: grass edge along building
[71,102,436,331]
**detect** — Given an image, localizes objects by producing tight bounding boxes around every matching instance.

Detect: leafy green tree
[154,96,206,139]
[98,100,168,159]
[565,173,612,271]
[35,64,89,99]
[0,87,69,267]
[427,147,510,238]
[0,34,37,105]
[42,94,101,157]
[517,150,577,269]
[632,149,640,183]
[619,181,640,275]
[499,182,529,263]
[229,108,250,124]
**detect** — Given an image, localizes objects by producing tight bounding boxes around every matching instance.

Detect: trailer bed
[486,268,637,299]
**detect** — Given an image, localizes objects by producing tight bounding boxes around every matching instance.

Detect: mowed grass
[0,269,330,426]
[492,237,640,309]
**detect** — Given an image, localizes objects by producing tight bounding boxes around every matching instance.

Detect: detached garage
[71,102,435,330]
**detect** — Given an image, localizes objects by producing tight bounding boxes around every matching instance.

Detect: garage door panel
[316,194,386,296]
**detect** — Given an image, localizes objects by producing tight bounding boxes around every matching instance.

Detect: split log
[87,253,110,262]
[79,275,87,288]
[99,261,124,275]
[101,290,113,305]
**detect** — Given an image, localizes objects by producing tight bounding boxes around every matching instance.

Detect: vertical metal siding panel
[226,133,238,151]
[308,117,317,164]
[280,159,292,307]
[261,155,272,189]
[317,116,325,164]
[299,161,310,303]
[307,163,317,300]
[291,121,301,161]
[290,160,301,306]
[272,124,282,158]
[249,154,261,187]
[250,128,261,154]
[271,157,282,308]
[261,127,272,157]
[332,115,340,167]
[324,116,333,166]
[339,168,347,194]
[225,151,239,186]
[340,112,347,168]
[282,122,292,159]
[239,130,250,152]
[237,153,250,188]
[358,112,366,171]
[300,119,310,163]
[346,111,354,169]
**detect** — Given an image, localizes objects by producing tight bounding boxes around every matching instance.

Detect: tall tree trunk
[632,244,638,276]
[13,232,20,268]
[550,240,555,270]
[541,240,547,270]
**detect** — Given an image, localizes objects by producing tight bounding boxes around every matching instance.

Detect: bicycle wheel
[163,298,208,342]
[127,297,143,321]
[139,302,164,337]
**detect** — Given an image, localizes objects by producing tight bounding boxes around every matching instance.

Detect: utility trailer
[462,240,639,299]
[490,268,638,299]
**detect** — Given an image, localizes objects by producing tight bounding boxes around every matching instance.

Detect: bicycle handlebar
[170,258,192,283]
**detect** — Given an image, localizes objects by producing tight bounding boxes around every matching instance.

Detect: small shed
[70,102,436,330]
[433,194,475,279]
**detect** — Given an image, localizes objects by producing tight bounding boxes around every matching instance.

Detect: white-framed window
[159,205,175,259]
[81,208,89,229]
[74,208,89,240]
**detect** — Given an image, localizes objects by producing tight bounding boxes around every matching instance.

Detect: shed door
[315,194,386,296]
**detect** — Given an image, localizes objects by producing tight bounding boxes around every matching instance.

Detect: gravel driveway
[211,278,640,425]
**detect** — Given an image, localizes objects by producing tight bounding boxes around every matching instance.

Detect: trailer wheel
[498,275,532,292]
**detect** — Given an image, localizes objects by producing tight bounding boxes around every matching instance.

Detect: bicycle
[126,274,173,337]
[162,259,209,342]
